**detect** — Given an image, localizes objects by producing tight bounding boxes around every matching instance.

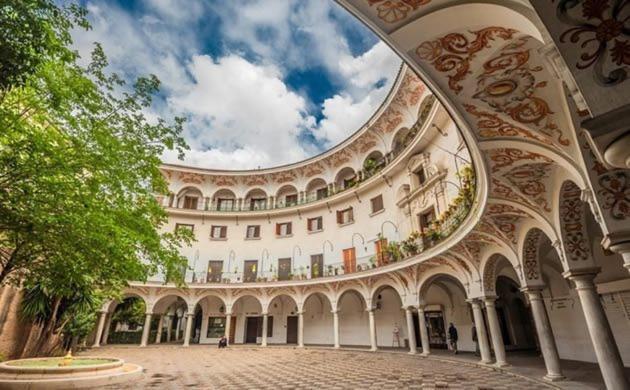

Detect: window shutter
[336,211,342,224]
[255,225,260,237]
[349,207,354,222]
[221,226,227,238]
[287,223,292,235]
[276,223,280,235]
[317,217,322,230]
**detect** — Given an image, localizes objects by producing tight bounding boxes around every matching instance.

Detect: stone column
[564,268,629,390]
[92,311,107,348]
[166,315,173,342]
[183,313,194,347]
[484,297,508,367]
[297,311,304,347]
[332,310,340,348]
[405,307,417,354]
[261,313,269,347]
[175,315,182,341]
[417,306,430,356]
[368,308,377,351]
[469,299,492,364]
[522,288,564,381]
[224,312,232,346]
[140,313,152,347]
[102,314,112,345]
[155,315,164,344]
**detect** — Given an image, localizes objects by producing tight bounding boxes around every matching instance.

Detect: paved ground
[83,345,556,389]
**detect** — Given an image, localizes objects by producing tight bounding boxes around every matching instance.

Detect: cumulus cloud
[69,0,401,169]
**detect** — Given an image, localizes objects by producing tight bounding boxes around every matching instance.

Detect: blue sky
[70,0,401,169]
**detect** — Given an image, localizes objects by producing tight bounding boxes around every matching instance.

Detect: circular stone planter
[0,357,142,389]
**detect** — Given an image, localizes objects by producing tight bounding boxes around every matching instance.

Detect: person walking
[472,325,479,356]
[448,323,458,354]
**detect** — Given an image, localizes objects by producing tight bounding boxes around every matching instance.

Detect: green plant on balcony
[363,158,379,177]
[401,231,421,257]
[386,242,402,262]
[312,262,320,278]
[369,256,376,269]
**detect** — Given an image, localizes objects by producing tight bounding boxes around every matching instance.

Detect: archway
[196,295,229,344]
[268,294,299,344]
[303,292,333,346]
[244,188,268,211]
[276,184,299,208]
[337,289,369,347]
[334,167,357,191]
[152,295,188,345]
[105,296,147,345]
[176,186,203,209]
[305,178,328,201]
[232,295,263,344]
[212,188,237,211]
[372,285,405,348]
[495,275,536,351]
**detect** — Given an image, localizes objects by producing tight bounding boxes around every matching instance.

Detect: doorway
[425,311,447,349]
[342,247,356,273]
[245,317,259,343]
[286,316,298,344]
[278,258,291,281]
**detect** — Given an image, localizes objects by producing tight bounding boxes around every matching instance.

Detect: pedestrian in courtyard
[472,325,479,356]
[448,323,458,354]
[218,335,228,348]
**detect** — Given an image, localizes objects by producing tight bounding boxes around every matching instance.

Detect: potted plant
[369,256,376,269]
[327,265,333,276]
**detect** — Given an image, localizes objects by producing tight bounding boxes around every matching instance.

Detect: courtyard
[84,346,558,390]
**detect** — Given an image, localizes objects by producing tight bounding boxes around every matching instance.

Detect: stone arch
[418,269,468,300]
[231,293,263,312]
[153,291,192,312]
[519,228,545,286]
[244,188,268,211]
[334,166,357,190]
[481,253,521,295]
[363,149,385,175]
[267,292,299,312]
[191,291,228,309]
[212,188,237,211]
[391,126,412,153]
[556,180,593,269]
[175,185,204,209]
[370,279,406,304]
[302,291,334,346]
[104,291,148,313]
[275,184,299,207]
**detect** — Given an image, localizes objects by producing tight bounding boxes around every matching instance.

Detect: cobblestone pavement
[85,345,554,389]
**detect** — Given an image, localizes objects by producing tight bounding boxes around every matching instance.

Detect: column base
[91,344,100,348]
[407,350,417,355]
[420,352,430,357]
[494,362,510,368]
[479,359,493,365]
[370,347,378,352]
[334,345,340,349]
[543,374,565,382]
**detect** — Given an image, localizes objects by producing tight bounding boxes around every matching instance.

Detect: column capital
[261,312,269,316]
[562,267,601,281]
[481,296,498,305]
[296,310,305,315]
[519,286,544,294]
[186,312,195,318]
[331,309,339,314]
[224,311,232,316]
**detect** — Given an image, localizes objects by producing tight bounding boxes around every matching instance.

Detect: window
[316,187,328,200]
[307,216,323,232]
[246,225,261,239]
[217,198,234,211]
[285,194,298,206]
[206,260,223,283]
[206,317,226,338]
[370,195,384,214]
[415,167,426,185]
[310,254,323,278]
[183,196,198,209]
[419,209,436,233]
[256,316,273,338]
[210,225,227,239]
[250,198,267,211]
[336,207,354,225]
[175,223,194,233]
[276,222,292,237]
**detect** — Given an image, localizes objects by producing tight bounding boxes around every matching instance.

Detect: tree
[0,1,193,354]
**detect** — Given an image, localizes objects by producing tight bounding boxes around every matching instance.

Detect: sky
[69,0,401,169]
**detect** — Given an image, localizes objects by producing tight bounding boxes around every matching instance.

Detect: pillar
[155,315,164,344]
[484,297,508,367]
[470,299,492,364]
[175,315,182,340]
[332,310,340,348]
[368,308,377,351]
[102,314,112,345]
[92,311,107,348]
[564,268,629,390]
[183,313,193,347]
[297,311,304,347]
[224,312,232,346]
[417,306,430,356]
[140,313,152,347]
[166,315,172,342]
[405,307,417,354]
[522,287,564,381]
[261,313,269,347]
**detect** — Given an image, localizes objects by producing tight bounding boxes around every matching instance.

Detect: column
[175,315,182,341]
[297,311,304,347]
[102,314,112,345]
[522,287,564,381]
[368,308,377,351]
[224,312,232,346]
[470,299,492,364]
[564,269,629,390]
[140,313,152,347]
[332,310,340,348]
[261,313,269,347]
[155,315,164,344]
[92,311,107,348]
[405,307,417,354]
[183,313,194,347]
[484,297,508,367]
[417,306,430,356]
[166,315,173,342]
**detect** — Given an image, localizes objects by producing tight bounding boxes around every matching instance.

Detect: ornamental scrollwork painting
[597,171,630,219]
[366,0,431,24]
[523,229,542,280]
[559,181,590,262]
[416,27,517,93]
[557,0,629,86]
[503,163,553,213]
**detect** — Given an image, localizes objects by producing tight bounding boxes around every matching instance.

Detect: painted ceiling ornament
[490,178,538,209]
[367,0,431,23]
[243,175,268,187]
[211,175,237,187]
[416,27,517,93]
[503,163,553,213]
[271,171,297,184]
[393,72,426,106]
[560,181,590,262]
[326,148,354,168]
[482,255,499,292]
[523,229,542,280]
[489,215,519,244]
[597,171,630,219]
[557,0,629,86]
[178,172,205,184]
[298,162,325,178]
[373,105,403,134]
[488,148,553,173]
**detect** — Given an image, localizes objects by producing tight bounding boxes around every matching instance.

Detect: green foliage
[111,298,145,328]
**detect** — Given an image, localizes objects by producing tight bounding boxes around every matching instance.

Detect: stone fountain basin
[0,357,142,389]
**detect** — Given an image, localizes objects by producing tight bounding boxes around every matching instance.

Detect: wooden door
[278,258,292,281]
[286,316,298,344]
[245,317,258,343]
[229,316,236,344]
[310,254,323,278]
[342,247,356,273]
[375,239,388,266]
[206,260,223,283]
[244,260,258,282]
